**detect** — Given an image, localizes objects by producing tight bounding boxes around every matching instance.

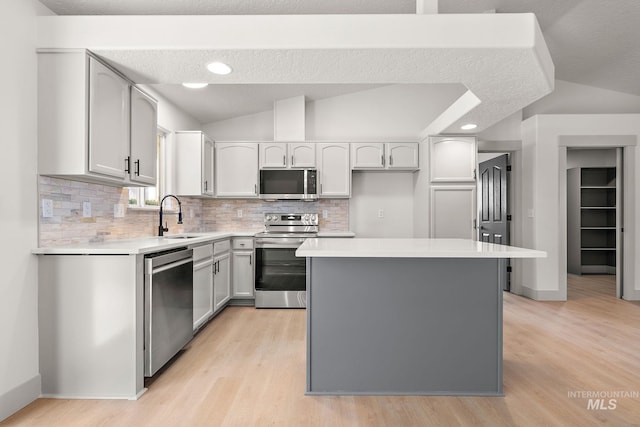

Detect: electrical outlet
[42,199,53,218]
[114,204,125,218]
[82,201,91,218]
[377,209,384,218]
[237,209,243,218]
[322,209,328,219]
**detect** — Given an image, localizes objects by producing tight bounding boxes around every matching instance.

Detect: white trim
[0,374,41,422]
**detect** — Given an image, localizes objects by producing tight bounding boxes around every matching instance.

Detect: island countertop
[296,238,546,258]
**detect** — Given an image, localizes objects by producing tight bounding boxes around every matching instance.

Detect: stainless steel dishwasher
[144,247,194,377]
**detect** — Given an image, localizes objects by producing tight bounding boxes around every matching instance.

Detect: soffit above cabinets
[36,14,554,133]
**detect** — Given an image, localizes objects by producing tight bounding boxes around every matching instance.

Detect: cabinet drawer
[192,243,214,262]
[213,240,231,255]
[232,238,254,250]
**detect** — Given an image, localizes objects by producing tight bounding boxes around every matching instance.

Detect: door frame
[559,139,635,300]
[477,142,523,294]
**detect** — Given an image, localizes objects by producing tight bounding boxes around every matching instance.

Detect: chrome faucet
[158,194,184,236]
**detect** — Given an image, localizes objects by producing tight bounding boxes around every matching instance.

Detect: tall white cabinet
[38,50,157,186]
[429,136,477,239]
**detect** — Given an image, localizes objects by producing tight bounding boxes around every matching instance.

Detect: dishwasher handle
[145,248,193,273]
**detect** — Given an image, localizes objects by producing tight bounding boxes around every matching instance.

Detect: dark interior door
[479,154,510,290]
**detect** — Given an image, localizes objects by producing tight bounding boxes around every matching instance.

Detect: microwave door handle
[303,169,308,195]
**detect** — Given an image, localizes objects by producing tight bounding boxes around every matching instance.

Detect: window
[128,129,167,209]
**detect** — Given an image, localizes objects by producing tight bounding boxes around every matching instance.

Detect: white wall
[521,114,639,301]
[0,0,45,421]
[306,84,465,140]
[202,110,273,141]
[524,80,640,118]
[349,172,415,237]
[566,148,617,169]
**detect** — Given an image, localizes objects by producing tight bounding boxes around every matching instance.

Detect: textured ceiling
[440,0,640,97]
[150,84,387,123]
[37,14,552,132]
[35,0,640,127]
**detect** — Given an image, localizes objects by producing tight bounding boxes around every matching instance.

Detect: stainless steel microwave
[259,169,318,201]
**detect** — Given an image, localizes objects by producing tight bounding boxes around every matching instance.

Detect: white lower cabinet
[192,243,214,331]
[213,240,231,312]
[232,238,255,299]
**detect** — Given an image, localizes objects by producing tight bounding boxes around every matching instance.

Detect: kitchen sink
[162,234,198,239]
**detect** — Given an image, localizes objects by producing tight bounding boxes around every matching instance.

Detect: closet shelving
[568,167,616,275]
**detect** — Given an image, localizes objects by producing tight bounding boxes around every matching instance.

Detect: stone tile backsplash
[38,176,349,247]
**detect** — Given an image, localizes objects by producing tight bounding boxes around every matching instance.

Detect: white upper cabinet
[387,143,418,170]
[289,143,316,168]
[88,58,130,180]
[215,143,259,197]
[429,136,477,182]
[317,143,351,198]
[351,143,385,169]
[351,142,418,170]
[172,131,214,197]
[259,142,316,169]
[259,143,288,168]
[129,86,158,185]
[38,50,157,187]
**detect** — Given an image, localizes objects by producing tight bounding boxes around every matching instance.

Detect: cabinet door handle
[381,155,385,167]
[283,155,286,166]
[291,155,295,167]
[254,184,257,195]
[204,180,208,191]
[124,156,130,173]
[249,254,252,266]
[389,155,393,166]
[134,159,140,176]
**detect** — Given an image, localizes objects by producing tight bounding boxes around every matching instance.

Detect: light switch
[237,209,243,218]
[322,210,328,219]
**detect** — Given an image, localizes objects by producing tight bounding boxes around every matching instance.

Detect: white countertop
[296,238,547,258]
[32,231,256,255]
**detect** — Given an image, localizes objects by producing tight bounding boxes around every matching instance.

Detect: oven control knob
[265,215,272,222]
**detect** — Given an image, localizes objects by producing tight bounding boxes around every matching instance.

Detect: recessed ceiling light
[207,62,232,75]
[182,83,208,89]
[460,123,478,130]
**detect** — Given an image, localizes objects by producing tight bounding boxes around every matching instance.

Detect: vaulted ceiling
[36,0,639,130]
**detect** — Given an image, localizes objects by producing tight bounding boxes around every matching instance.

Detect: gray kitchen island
[296,238,546,396]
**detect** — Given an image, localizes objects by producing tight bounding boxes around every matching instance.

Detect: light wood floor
[4,275,640,426]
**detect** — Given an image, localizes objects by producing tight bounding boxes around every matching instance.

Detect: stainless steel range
[254,213,318,308]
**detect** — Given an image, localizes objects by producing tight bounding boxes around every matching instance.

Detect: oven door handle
[255,239,306,249]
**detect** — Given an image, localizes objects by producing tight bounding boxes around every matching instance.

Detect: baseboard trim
[520,285,566,301]
[0,374,41,422]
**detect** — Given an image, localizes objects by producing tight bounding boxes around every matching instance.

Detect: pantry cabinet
[38,50,157,186]
[430,136,476,182]
[215,143,259,197]
[172,131,215,197]
[317,143,351,197]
